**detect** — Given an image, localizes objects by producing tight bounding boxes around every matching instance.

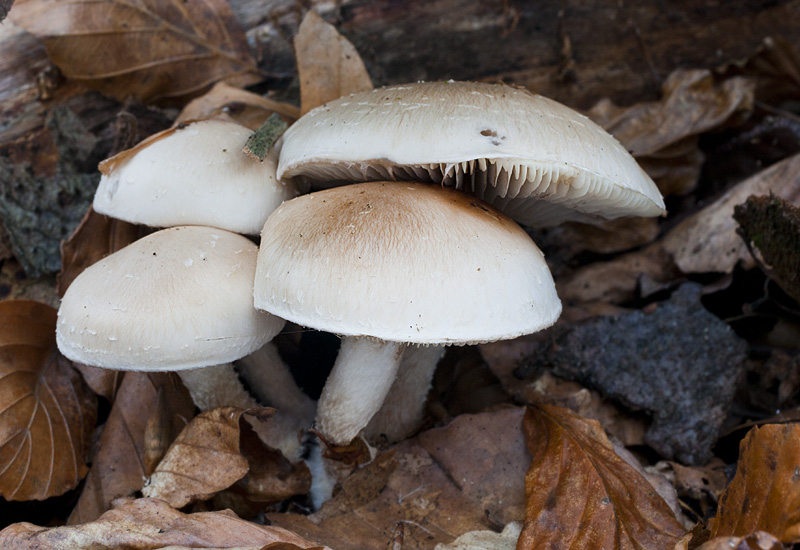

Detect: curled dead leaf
[0,299,96,501]
[708,423,800,545]
[294,11,373,115]
[0,497,329,549]
[68,372,194,525]
[9,0,260,104]
[663,153,800,275]
[176,81,301,129]
[518,404,686,550]
[142,406,251,508]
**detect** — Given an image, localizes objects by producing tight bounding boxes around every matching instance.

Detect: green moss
[733,194,800,303]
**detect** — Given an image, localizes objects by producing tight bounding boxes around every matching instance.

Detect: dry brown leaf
[588,69,754,197]
[142,406,253,508]
[518,404,685,550]
[435,522,522,550]
[0,497,329,549]
[270,408,532,550]
[176,81,301,130]
[559,241,680,304]
[708,423,800,544]
[0,299,96,501]
[57,205,149,297]
[68,371,194,524]
[295,11,373,115]
[71,363,123,402]
[663,153,800,275]
[221,418,312,507]
[9,0,260,104]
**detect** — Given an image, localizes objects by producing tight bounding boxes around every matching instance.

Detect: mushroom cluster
[255,81,664,451]
[56,80,664,506]
[57,118,315,460]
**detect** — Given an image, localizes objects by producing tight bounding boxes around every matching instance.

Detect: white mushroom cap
[57,225,285,370]
[254,181,561,344]
[276,81,665,227]
[94,119,296,235]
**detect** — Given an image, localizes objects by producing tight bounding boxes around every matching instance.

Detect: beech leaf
[142,406,252,508]
[518,404,685,550]
[0,497,329,549]
[68,371,194,524]
[9,0,260,104]
[708,423,800,544]
[294,11,373,115]
[176,81,301,129]
[0,299,96,501]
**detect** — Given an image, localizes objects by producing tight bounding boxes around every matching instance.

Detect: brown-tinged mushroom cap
[94,119,296,235]
[275,81,665,227]
[253,181,560,445]
[57,225,284,370]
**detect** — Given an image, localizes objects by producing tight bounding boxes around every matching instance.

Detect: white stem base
[235,342,316,461]
[316,337,404,446]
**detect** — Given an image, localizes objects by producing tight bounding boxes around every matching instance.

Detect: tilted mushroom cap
[94,119,296,235]
[276,81,665,227]
[57,225,285,370]
[254,181,561,344]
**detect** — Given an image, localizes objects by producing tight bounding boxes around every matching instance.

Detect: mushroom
[56,225,313,457]
[94,118,298,235]
[253,181,561,447]
[274,81,665,227]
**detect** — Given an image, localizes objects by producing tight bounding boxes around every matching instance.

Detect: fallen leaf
[558,241,679,305]
[0,497,328,549]
[434,522,521,550]
[270,408,533,550]
[220,418,312,508]
[0,299,96,501]
[417,408,530,527]
[176,81,301,129]
[142,406,251,508]
[71,363,122,402]
[57,205,149,298]
[68,371,193,524]
[518,404,685,550]
[663,152,800,275]
[588,69,754,196]
[708,423,800,544]
[9,0,260,104]
[294,11,373,115]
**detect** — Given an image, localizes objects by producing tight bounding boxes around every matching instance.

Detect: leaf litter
[2,3,800,550]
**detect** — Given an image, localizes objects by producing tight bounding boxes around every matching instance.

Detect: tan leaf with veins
[0,299,96,501]
[9,0,260,103]
[295,11,373,115]
[142,406,252,508]
[68,371,194,524]
[518,404,685,550]
[0,497,328,549]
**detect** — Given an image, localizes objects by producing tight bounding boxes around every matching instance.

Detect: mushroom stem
[235,342,316,461]
[316,336,405,445]
[178,362,259,412]
[177,360,299,459]
[364,344,446,443]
